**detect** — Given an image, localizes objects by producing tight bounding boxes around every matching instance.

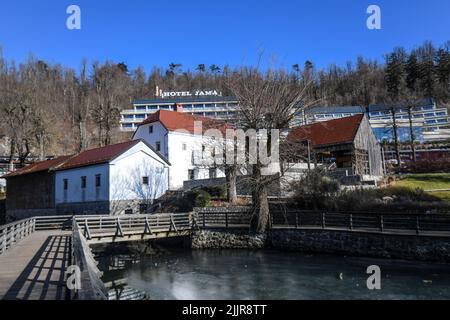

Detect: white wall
[134,121,226,190]
[167,131,225,190]
[109,142,169,201]
[55,141,170,205]
[133,122,168,158]
[55,164,110,204]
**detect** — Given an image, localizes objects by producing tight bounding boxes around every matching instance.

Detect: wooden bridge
[0,213,193,300]
[1,210,450,300]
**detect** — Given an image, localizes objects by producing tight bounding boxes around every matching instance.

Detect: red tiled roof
[2,156,73,178]
[288,115,364,147]
[139,110,234,135]
[56,140,141,171]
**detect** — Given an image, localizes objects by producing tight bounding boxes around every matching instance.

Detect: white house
[54,139,170,215]
[133,110,231,190]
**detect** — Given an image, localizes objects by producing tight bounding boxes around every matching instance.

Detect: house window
[142,176,149,185]
[188,170,195,180]
[63,179,68,203]
[182,143,187,151]
[149,125,154,134]
[95,174,101,187]
[156,142,161,152]
[81,176,87,189]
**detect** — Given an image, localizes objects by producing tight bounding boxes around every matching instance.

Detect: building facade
[120,94,238,132]
[3,140,170,220]
[288,115,383,183]
[298,99,450,143]
[132,110,231,190]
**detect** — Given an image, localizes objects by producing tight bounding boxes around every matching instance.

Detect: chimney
[155,86,160,97]
[176,104,184,113]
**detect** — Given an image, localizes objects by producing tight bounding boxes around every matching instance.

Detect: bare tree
[227,67,316,233]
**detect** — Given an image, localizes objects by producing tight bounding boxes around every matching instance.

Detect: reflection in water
[98,249,450,300]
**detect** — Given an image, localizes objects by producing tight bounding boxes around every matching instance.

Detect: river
[97,249,450,300]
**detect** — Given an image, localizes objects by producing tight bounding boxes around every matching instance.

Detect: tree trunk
[407,107,417,162]
[391,108,401,166]
[38,133,45,161]
[225,166,238,204]
[78,120,86,152]
[251,164,270,234]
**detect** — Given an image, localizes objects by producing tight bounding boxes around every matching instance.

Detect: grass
[395,173,450,201]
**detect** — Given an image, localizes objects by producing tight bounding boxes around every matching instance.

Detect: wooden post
[349,214,353,231]
[380,216,384,233]
[416,216,420,235]
[1,231,6,254]
[295,212,299,229]
[322,213,326,229]
[203,213,206,228]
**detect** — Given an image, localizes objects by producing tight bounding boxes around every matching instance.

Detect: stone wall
[192,228,450,262]
[56,201,110,215]
[192,229,267,249]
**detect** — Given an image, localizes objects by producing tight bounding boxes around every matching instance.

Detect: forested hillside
[0,41,449,162]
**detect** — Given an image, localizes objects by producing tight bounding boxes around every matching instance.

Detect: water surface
[98,249,450,300]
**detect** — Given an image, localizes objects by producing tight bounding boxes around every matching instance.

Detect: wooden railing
[71,221,108,300]
[0,217,36,254]
[74,213,192,240]
[196,210,450,236]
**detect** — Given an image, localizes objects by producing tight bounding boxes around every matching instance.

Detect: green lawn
[396,173,450,201]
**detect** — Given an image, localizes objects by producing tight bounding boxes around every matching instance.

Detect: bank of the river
[192,229,450,262]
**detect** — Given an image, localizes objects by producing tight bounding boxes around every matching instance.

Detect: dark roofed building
[288,115,383,181]
[3,140,170,221]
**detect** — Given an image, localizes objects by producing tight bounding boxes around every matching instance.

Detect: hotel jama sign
[159,90,223,99]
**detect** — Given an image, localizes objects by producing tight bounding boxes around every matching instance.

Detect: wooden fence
[195,210,450,236]
[71,222,108,300]
[74,213,192,240]
[0,217,36,254]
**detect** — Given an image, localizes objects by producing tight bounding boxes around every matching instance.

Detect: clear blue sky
[0,0,449,72]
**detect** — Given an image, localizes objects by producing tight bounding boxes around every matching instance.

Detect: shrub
[289,168,341,210]
[199,186,226,198]
[194,190,211,207]
[181,189,212,210]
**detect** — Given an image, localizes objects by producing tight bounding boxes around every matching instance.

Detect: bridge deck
[0,230,71,300]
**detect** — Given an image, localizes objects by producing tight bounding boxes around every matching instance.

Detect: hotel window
[142,176,149,185]
[194,104,204,109]
[95,174,101,187]
[124,115,134,119]
[436,112,446,116]
[136,106,147,111]
[149,125,153,134]
[136,114,145,119]
[148,106,158,110]
[81,176,87,189]
[156,141,161,152]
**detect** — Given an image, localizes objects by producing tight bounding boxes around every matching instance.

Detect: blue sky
[0,0,449,72]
